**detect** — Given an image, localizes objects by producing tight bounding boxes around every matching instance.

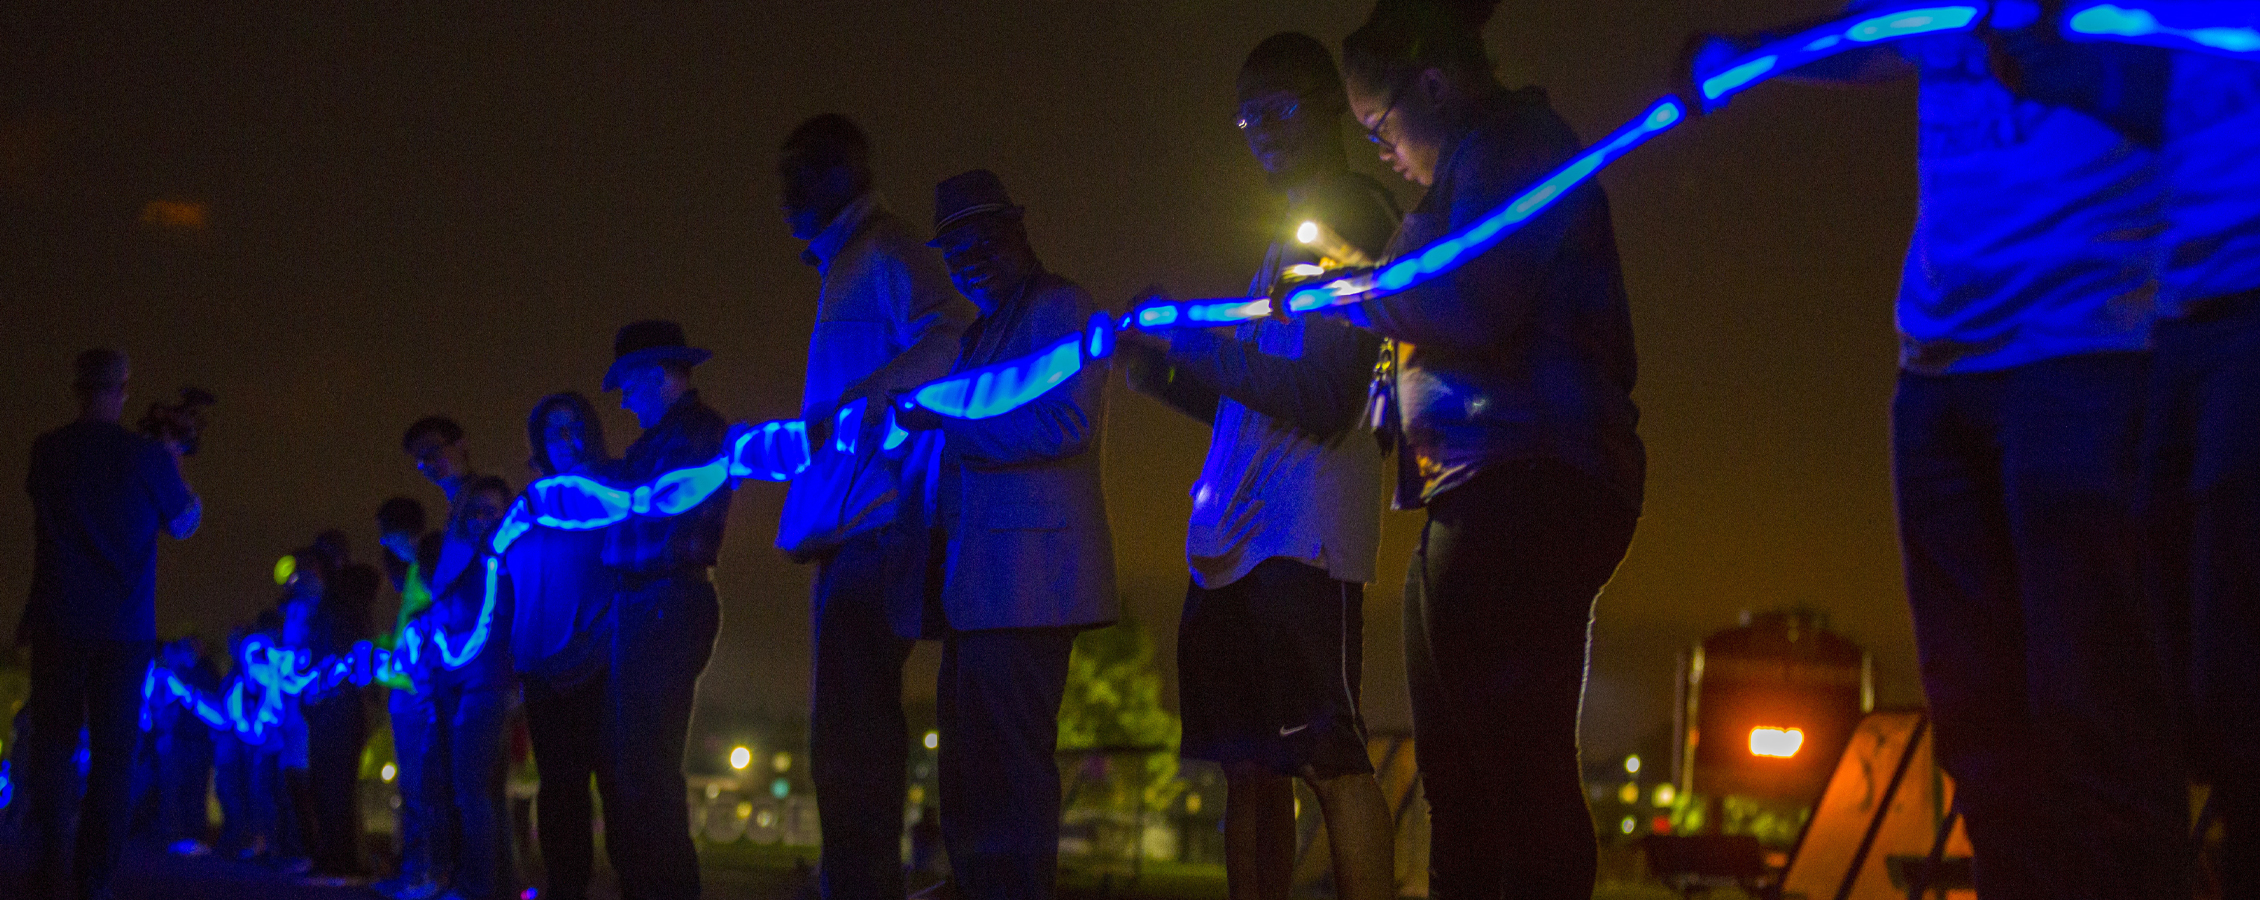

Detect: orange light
[1749,726,1804,758]
[139,199,209,230]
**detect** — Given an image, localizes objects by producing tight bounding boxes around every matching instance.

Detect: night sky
[0,1,1923,763]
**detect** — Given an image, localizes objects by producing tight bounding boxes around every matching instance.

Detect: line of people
[11,2,2256,900]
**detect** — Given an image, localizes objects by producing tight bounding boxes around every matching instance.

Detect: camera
[140,387,217,456]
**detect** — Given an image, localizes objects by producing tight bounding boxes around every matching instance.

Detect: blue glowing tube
[2066,2,2260,56]
[1085,311,1116,360]
[642,456,731,517]
[908,335,1087,419]
[0,761,12,810]
[432,557,501,669]
[1697,4,1989,110]
[728,419,814,482]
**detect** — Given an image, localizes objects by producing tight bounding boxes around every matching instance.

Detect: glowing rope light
[909,335,1086,420]
[1697,4,1986,109]
[2066,2,2260,56]
[0,761,12,811]
[431,557,501,669]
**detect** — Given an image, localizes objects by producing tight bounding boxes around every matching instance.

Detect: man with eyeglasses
[1118,32,1399,900]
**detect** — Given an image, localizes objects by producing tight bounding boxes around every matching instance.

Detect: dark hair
[526,391,610,477]
[401,415,464,453]
[1341,0,1502,89]
[377,496,427,536]
[463,474,513,503]
[313,528,350,564]
[782,114,872,178]
[1238,32,1346,104]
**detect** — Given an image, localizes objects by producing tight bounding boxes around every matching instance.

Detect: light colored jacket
[891,270,1119,636]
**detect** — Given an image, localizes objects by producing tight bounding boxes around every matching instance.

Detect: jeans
[1894,351,2185,900]
[602,575,719,900]
[810,534,915,900]
[524,673,607,900]
[213,730,256,855]
[388,684,447,885]
[429,682,514,900]
[935,626,1078,900]
[1404,461,1636,900]
[20,638,155,900]
[306,692,368,876]
[2139,292,2260,899]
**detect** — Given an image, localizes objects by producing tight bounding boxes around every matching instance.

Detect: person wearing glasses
[1335,1,1644,896]
[894,169,1119,900]
[1118,32,1397,900]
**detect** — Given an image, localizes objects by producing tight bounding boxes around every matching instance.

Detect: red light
[1651,815,1673,834]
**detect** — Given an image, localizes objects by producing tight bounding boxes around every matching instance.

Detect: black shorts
[1178,557,1372,778]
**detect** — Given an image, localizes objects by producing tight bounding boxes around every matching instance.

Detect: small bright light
[735,801,754,820]
[1750,726,1805,758]
[1285,263,1327,279]
[1653,783,1676,807]
[273,555,297,586]
[1618,782,1640,805]
[1295,221,1319,244]
[771,778,790,799]
[923,730,939,750]
[1186,792,1202,814]
[1620,816,1638,835]
[908,785,925,805]
[1624,754,1641,775]
[729,746,751,770]
[772,752,791,773]
[706,784,721,800]
[381,763,397,783]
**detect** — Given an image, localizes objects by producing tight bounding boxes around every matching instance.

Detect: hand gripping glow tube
[2065,2,2260,56]
[1696,4,1990,110]
[430,557,501,669]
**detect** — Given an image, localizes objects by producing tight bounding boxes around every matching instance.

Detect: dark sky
[0,0,1922,762]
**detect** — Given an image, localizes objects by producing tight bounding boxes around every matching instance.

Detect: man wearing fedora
[777,114,975,900]
[894,170,1119,900]
[599,320,733,900]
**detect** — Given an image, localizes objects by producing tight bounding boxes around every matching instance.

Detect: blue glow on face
[1135,305,1179,329]
[1702,55,1778,100]
[912,335,1084,419]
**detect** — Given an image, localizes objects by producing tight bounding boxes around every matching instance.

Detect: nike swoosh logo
[1279,723,1311,736]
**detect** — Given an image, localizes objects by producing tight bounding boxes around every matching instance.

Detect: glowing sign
[1749,726,1806,758]
[2066,3,2260,56]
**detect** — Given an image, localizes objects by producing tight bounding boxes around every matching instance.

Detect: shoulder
[1458,89,1581,177]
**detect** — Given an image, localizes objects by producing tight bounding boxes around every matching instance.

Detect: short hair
[377,496,427,536]
[781,113,872,177]
[74,348,129,391]
[1341,0,1502,89]
[401,416,464,454]
[1238,32,1346,104]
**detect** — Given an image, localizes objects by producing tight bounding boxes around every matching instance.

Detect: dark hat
[603,319,712,391]
[928,169,1024,246]
[73,348,129,390]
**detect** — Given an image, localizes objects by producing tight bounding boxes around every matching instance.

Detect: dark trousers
[20,638,155,899]
[524,673,607,900]
[213,730,255,854]
[1894,351,2186,900]
[810,534,915,900]
[1404,461,1636,900]
[305,693,368,876]
[388,684,447,884]
[429,682,513,900]
[160,723,213,844]
[601,576,719,900]
[2140,293,2260,899]
[936,626,1077,900]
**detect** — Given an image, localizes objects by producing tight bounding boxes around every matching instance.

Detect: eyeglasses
[1235,99,1303,131]
[1363,90,1402,149]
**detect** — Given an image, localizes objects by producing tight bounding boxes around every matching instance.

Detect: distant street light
[1749,726,1805,759]
[730,746,752,771]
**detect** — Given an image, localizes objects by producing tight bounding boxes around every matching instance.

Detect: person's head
[603,320,709,428]
[929,169,1038,312]
[284,545,329,600]
[779,114,874,241]
[376,496,426,544]
[1236,33,1352,189]
[312,529,351,570]
[1341,0,1504,186]
[526,391,608,477]
[457,475,514,543]
[73,348,130,422]
[402,416,470,487]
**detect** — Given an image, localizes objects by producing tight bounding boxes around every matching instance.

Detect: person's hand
[1122,284,1177,350]
[1675,33,1747,114]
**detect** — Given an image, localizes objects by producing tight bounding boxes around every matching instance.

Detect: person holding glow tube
[892,169,1119,900]
[388,416,485,900]
[424,475,518,900]
[506,392,616,900]
[776,113,974,900]
[1118,32,1399,900]
[1687,4,2184,897]
[372,495,449,900]
[1331,1,1645,895]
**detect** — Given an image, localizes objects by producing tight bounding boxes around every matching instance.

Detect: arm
[1164,318,1379,438]
[1346,110,1581,350]
[1122,342,1222,425]
[146,442,201,539]
[937,286,1106,468]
